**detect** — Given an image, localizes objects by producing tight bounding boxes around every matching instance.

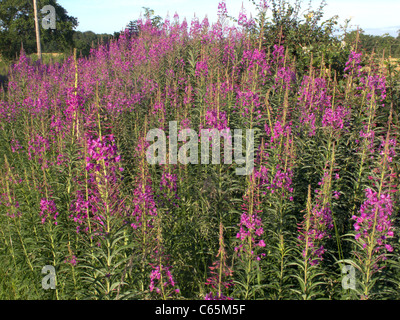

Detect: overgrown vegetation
[0,0,399,300]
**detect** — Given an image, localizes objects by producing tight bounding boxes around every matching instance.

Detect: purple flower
[149,264,178,297]
[39,199,59,225]
[352,188,394,256]
[322,106,350,130]
[217,0,228,17]
[204,292,233,300]
[235,178,266,261]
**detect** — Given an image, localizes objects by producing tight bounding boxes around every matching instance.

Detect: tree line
[1,0,399,63]
[344,30,400,58]
[0,0,118,61]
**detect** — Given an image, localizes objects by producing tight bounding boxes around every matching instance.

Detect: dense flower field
[0,1,399,300]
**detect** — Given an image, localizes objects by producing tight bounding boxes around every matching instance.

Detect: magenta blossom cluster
[85,134,123,174]
[0,192,21,219]
[28,134,50,167]
[69,134,124,234]
[271,44,296,89]
[264,120,292,147]
[158,170,180,209]
[360,73,387,102]
[131,139,158,230]
[235,89,263,119]
[378,138,396,164]
[64,255,77,266]
[358,125,376,155]
[298,204,334,265]
[39,198,59,225]
[180,118,191,129]
[352,188,394,254]
[344,50,387,103]
[344,51,363,75]
[160,172,178,193]
[257,119,295,201]
[204,292,234,300]
[10,139,23,153]
[269,167,294,196]
[242,49,271,76]
[258,0,269,10]
[217,0,228,17]
[297,76,331,136]
[204,260,234,300]
[65,87,85,122]
[322,105,350,130]
[235,186,266,261]
[204,109,228,131]
[195,60,209,77]
[69,187,105,234]
[238,6,248,26]
[149,264,179,295]
[298,172,335,265]
[255,164,294,201]
[131,181,158,230]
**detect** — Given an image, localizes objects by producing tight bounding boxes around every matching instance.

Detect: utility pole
[33,0,42,61]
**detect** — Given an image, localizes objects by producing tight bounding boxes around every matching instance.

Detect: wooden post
[33,0,42,61]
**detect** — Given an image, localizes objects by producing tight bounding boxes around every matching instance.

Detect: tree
[344,30,400,58]
[253,0,349,76]
[126,20,140,37]
[125,7,163,38]
[73,31,114,57]
[0,0,78,60]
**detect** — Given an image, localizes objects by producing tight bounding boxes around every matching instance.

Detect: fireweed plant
[0,0,399,300]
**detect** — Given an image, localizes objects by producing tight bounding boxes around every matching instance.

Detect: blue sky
[57,0,400,37]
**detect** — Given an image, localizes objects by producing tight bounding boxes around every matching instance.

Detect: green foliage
[0,0,78,60]
[345,30,400,58]
[126,7,164,37]
[73,31,114,57]
[253,0,351,76]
